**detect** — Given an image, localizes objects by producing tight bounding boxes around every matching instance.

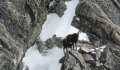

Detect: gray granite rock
[47,0,66,17]
[0,0,48,69]
[71,0,120,70]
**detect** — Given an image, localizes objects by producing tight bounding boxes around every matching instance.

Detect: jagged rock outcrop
[75,0,120,46]
[62,0,120,70]
[0,20,21,70]
[0,0,48,70]
[37,35,63,53]
[47,0,66,17]
[0,0,66,69]
[60,41,105,70]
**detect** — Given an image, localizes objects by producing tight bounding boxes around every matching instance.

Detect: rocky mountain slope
[0,0,47,70]
[0,0,120,70]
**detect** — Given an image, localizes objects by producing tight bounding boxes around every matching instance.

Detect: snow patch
[90,45,106,53]
[69,26,79,34]
[77,47,81,51]
[79,32,89,42]
[22,44,64,70]
[40,0,80,41]
[55,0,79,37]
[90,49,95,52]
[40,13,60,41]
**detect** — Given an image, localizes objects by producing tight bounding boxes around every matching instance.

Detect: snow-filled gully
[22,0,90,70]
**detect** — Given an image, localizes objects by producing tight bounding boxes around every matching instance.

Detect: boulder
[47,0,66,17]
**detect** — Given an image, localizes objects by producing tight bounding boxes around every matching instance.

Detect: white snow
[90,45,106,53]
[77,47,81,51]
[40,0,80,41]
[22,44,64,70]
[40,13,60,41]
[79,32,90,42]
[40,0,89,42]
[55,0,79,37]
[68,26,78,34]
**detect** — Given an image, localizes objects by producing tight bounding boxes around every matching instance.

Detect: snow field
[22,44,64,70]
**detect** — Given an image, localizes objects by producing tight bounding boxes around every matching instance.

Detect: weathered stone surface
[47,0,66,17]
[84,64,91,70]
[73,63,81,70]
[77,41,95,53]
[83,54,94,62]
[70,0,120,70]
[69,50,85,69]
[36,35,63,53]
[0,20,22,70]
[99,42,120,70]
[0,0,66,69]
[96,0,120,26]
[75,0,120,45]
[36,38,46,53]
[0,0,48,69]
[60,51,81,70]
[45,35,63,49]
